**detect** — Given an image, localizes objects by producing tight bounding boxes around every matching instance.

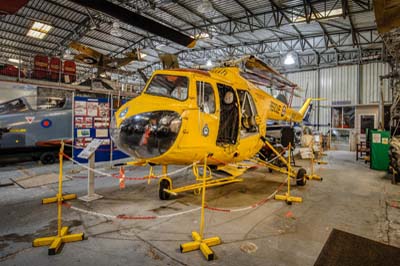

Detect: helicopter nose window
[145,74,188,101]
[196,81,215,114]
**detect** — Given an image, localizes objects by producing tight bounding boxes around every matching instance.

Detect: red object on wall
[33,55,48,80]
[63,60,76,83]
[49,57,61,81]
[0,0,28,15]
[0,64,25,78]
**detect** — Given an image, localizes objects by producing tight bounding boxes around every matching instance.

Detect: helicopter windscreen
[145,74,188,101]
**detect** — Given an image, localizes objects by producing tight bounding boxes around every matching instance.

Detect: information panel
[73,96,128,163]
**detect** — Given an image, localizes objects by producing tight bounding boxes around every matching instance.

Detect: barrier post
[41,141,77,204]
[79,154,103,202]
[308,139,323,181]
[180,154,221,261]
[33,141,84,255]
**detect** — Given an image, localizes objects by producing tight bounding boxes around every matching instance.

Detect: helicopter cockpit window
[145,74,188,101]
[196,81,215,114]
[0,98,28,114]
[238,90,258,134]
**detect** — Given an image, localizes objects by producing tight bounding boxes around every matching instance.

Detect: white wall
[286,62,391,133]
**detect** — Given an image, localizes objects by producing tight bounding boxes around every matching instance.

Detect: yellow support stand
[180,155,221,261]
[42,194,77,205]
[33,142,84,255]
[308,139,323,181]
[316,133,328,165]
[274,143,302,205]
[41,142,77,204]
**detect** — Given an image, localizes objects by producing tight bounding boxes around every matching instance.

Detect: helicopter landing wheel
[159,179,171,200]
[296,168,307,186]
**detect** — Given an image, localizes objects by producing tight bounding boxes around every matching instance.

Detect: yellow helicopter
[111,56,315,200]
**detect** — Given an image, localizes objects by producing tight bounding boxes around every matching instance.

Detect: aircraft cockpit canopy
[145,74,189,101]
[0,98,28,114]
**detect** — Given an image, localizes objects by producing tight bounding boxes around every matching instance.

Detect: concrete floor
[0,151,399,266]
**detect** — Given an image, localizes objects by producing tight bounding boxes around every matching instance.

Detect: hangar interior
[0,0,399,265]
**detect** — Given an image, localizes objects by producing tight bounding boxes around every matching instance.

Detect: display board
[73,96,128,163]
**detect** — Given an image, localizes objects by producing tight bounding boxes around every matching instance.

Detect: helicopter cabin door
[216,83,239,146]
[195,81,219,147]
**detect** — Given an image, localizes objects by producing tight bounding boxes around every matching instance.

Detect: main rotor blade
[70,0,196,48]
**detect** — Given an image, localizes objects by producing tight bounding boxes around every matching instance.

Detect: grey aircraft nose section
[0,96,72,149]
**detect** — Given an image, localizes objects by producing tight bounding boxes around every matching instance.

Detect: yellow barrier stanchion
[180,154,221,261]
[41,142,77,204]
[316,133,328,165]
[308,139,323,181]
[274,143,302,205]
[33,141,84,255]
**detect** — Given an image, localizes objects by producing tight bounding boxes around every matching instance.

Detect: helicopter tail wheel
[159,179,171,200]
[296,168,307,186]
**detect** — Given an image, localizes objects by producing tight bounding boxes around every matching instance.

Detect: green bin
[370,130,390,171]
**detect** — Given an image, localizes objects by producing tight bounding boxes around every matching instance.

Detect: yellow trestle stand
[274,143,303,205]
[308,139,323,181]
[180,155,221,261]
[33,141,84,255]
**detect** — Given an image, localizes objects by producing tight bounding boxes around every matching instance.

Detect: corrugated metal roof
[0,0,383,78]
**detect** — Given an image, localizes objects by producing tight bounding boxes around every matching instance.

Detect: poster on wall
[74,101,87,116]
[87,101,99,116]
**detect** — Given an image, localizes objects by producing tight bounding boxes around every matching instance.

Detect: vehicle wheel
[40,152,56,164]
[159,179,171,200]
[296,168,307,186]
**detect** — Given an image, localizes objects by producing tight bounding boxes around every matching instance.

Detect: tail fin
[303,103,313,123]
[298,98,326,119]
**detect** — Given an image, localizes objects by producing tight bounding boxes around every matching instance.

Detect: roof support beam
[268,0,318,54]
[307,1,340,52]
[342,0,360,48]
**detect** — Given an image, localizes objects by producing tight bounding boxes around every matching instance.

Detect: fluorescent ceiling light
[284,53,295,65]
[27,21,52,39]
[206,59,213,67]
[8,58,22,64]
[197,0,214,13]
[139,52,147,59]
[194,32,210,39]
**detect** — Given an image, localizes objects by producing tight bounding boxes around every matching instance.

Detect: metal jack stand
[33,142,84,255]
[180,155,221,261]
[275,143,303,205]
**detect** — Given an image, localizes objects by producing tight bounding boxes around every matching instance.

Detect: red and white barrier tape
[62,178,287,220]
[62,153,196,181]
